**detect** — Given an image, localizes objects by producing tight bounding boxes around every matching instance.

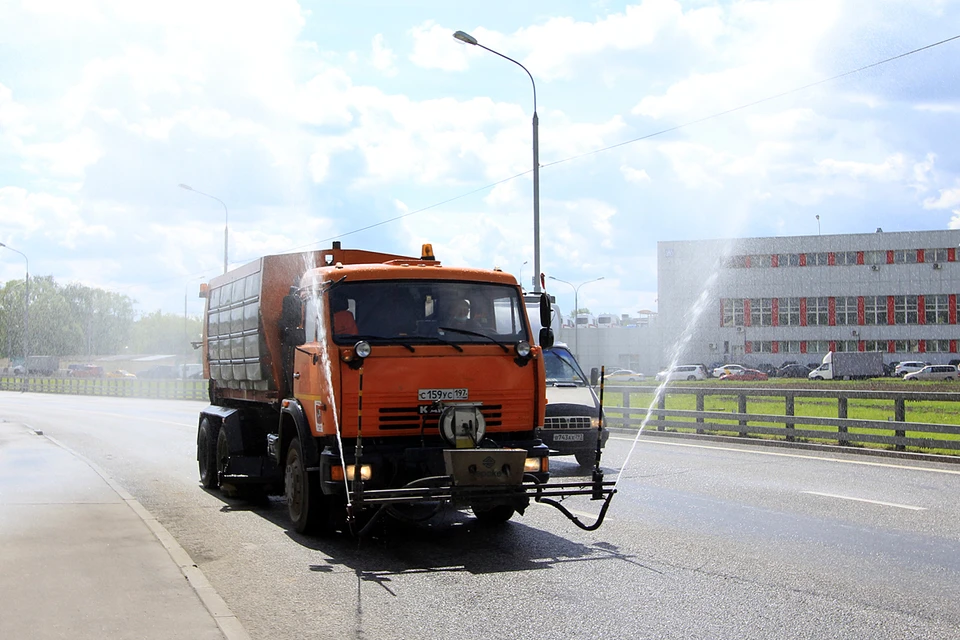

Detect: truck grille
[377,405,503,431]
[544,416,591,430]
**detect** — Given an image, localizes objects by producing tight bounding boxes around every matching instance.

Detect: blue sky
[1,0,959,319]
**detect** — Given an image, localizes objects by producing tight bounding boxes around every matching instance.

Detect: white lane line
[801,491,926,511]
[610,436,960,476]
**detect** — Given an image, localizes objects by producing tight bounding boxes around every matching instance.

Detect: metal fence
[0,376,208,401]
[601,385,960,455]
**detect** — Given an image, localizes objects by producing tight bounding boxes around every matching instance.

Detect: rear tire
[687,375,696,381]
[575,451,597,468]
[472,504,515,524]
[198,418,219,489]
[285,438,327,534]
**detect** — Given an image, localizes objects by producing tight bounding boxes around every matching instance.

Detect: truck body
[24,355,59,375]
[197,243,612,534]
[808,351,884,380]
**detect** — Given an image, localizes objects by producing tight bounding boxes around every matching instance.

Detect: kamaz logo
[482,456,495,469]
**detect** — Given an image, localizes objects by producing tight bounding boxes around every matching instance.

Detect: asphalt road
[2,391,959,640]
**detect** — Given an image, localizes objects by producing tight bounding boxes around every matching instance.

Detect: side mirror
[283,327,306,346]
[539,292,551,329]
[539,327,554,349]
[590,367,600,386]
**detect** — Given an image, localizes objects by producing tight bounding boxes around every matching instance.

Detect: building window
[751,254,772,268]
[806,297,829,326]
[834,340,860,353]
[725,255,748,268]
[926,294,949,324]
[892,250,918,264]
[722,298,744,327]
[893,295,918,324]
[779,298,801,326]
[780,340,801,354]
[864,296,887,325]
[835,296,857,325]
[777,253,801,267]
[750,298,773,326]
[926,248,949,263]
[806,252,829,266]
[926,339,951,353]
[834,251,859,266]
[894,340,921,353]
[807,340,830,353]
[863,250,885,265]
[863,340,886,352]
[750,340,774,353]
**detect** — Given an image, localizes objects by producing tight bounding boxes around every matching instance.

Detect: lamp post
[179,184,229,274]
[0,242,28,386]
[518,260,528,292]
[548,275,604,359]
[454,29,541,293]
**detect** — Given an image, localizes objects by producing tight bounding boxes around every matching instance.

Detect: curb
[27,426,251,640]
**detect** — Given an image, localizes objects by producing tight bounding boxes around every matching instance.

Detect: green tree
[130,310,203,360]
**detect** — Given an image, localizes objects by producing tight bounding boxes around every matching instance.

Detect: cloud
[371,34,398,77]
[816,154,906,182]
[409,21,469,71]
[923,184,960,210]
[621,166,651,184]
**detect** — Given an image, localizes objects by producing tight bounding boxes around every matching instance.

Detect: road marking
[801,491,926,511]
[609,436,960,476]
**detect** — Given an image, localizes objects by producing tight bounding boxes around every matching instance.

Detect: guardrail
[0,376,207,401]
[601,385,960,455]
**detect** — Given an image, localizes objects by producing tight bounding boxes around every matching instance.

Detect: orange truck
[196,242,614,534]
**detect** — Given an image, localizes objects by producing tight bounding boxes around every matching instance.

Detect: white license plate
[418,388,469,401]
[553,433,584,442]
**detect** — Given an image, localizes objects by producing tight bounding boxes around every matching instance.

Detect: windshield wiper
[413,336,464,352]
[438,327,510,352]
[341,334,416,353]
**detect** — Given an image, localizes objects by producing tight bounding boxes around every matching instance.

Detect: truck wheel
[812,376,823,381]
[687,375,696,381]
[575,451,597,468]
[285,438,325,534]
[198,418,219,489]
[472,504,515,524]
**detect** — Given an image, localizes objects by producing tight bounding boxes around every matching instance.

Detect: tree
[130,310,203,359]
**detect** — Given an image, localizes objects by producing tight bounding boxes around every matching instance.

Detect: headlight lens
[354,340,372,359]
[330,464,372,482]
[516,341,531,357]
[590,416,601,428]
[524,456,547,473]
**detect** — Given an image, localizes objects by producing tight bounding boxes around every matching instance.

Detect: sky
[1,0,959,320]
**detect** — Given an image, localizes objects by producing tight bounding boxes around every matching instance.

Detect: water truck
[196,243,615,534]
[808,351,884,380]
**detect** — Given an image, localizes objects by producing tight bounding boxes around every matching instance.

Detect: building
[658,229,960,369]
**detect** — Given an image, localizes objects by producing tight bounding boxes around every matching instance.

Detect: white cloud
[817,154,906,182]
[923,184,960,210]
[409,21,469,71]
[371,34,398,76]
[621,166,651,184]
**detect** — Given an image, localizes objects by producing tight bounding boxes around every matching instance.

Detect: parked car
[712,363,746,378]
[604,369,644,383]
[655,364,707,382]
[777,363,812,378]
[69,364,104,378]
[755,363,777,377]
[107,369,137,378]
[719,368,769,381]
[903,364,959,381]
[894,361,927,377]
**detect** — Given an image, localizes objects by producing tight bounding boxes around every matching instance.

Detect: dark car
[719,368,769,381]
[755,363,778,377]
[777,363,812,378]
[541,344,608,467]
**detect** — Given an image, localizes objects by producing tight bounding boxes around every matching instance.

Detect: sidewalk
[0,421,247,640]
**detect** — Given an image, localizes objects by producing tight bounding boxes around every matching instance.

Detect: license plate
[418,388,469,401]
[553,433,584,442]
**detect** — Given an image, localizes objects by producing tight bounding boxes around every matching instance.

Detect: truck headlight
[524,456,547,473]
[330,464,372,481]
[516,341,531,358]
[354,341,371,359]
[590,417,601,428]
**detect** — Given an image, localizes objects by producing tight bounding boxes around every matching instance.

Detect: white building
[658,229,960,368]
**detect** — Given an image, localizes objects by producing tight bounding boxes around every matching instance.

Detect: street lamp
[0,242,29,385]
[179,184,229,274]
[454,29,542,293]
[548,275,604,359]
[518,260,528,291]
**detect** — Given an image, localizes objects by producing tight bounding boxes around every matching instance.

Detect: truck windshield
[543,348,589,386]
[326,280,529,345]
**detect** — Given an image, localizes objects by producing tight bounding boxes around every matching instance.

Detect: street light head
[453,30,478,45]
[178,183,194,191]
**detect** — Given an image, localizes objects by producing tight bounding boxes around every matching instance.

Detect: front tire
[285,438,326,534]
[198,418,219,489]
[687,375,696,381]
[472,504,515,524]
[575,451,597,467]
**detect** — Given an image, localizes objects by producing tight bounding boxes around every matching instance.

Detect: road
[2,391,960,639]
